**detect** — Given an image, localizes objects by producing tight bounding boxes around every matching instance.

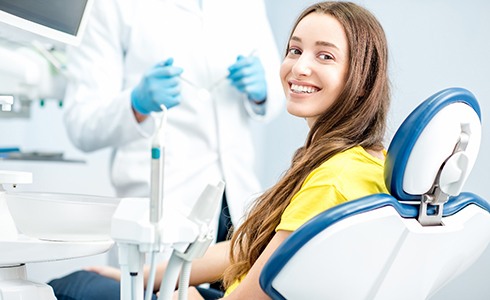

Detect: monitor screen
[0,0,92,45]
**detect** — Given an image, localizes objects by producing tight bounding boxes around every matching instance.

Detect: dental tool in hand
[179,76,213,101]
[150,104,167,224]
[179,49,257,101]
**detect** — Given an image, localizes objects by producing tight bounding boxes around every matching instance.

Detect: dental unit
[111,105,224,300]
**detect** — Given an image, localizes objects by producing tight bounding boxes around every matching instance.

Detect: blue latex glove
[227,55,267,102]
[131,58,183,115]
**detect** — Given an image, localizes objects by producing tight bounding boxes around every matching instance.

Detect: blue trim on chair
[260,193,409,299]
[385,87,481,201]
[259,191,490,299]
[444,192,490,216]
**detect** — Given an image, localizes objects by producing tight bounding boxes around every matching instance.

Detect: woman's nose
[292,55,312,77]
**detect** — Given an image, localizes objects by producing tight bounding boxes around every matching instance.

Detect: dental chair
[259,87,490,300]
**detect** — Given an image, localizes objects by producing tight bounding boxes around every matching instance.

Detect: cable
[158,251,184,300]
[178,260,192,300]
[145,252,158,300]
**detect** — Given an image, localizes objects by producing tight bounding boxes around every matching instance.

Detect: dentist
[62,0,283,243]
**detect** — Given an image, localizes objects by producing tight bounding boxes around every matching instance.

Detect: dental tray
[6,192,120,242]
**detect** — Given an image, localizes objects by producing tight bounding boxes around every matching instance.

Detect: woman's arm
[153,240,232,291]
[223,230,291,299]
[88,241,232,293]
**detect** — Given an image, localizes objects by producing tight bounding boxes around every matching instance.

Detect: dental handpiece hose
[144,106,167,300]
[150,105,167,224]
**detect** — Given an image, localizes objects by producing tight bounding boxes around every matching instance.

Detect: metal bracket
[417,123,471,226]
[418,194,446,226]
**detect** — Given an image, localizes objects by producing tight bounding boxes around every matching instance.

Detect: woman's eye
[319,53,334,60]
[288,47,302,56]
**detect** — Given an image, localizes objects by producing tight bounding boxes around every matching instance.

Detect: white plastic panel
[272,205,490,300]
[272,207,407,299]
[403,103,481,195]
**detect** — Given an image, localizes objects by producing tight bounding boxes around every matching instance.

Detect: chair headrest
[385,87,481,202]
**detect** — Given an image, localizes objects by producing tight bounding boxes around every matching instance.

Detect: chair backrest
[259,87,490,300]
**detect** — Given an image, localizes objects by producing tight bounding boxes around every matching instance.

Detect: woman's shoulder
[305,146,384,185]
[319,146,382,169]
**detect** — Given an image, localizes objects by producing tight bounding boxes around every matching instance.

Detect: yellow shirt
[277,146,388,231]
[225,146,388,295]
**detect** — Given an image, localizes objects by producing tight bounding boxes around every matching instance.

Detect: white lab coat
[63,0,284,230]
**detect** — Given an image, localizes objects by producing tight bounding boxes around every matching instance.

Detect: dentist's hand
[227,55,267,102]
[131,58,183,115]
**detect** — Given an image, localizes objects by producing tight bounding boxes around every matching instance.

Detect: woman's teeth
[290,84,319,94]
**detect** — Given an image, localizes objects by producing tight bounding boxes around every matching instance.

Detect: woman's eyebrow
[290,36,339,50]
[316,40,340,50]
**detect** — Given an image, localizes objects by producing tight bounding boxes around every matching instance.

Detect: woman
[50,1,390,299]
[188,1,390,298]
[174,1,390,298]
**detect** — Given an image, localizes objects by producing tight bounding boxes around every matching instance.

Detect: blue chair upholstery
[259,87,490,299]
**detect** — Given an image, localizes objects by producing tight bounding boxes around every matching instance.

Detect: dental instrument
[157,180,225,300]
[111,103,225,300]
[145,104,167,300]
[150,104,167,224]
[180,49,258,101]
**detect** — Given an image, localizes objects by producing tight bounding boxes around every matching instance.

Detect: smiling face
[280,12,350,128]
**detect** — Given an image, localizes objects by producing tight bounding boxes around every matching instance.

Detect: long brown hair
[223,1,390,288]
